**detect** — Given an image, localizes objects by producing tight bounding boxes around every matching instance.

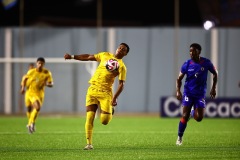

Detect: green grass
[0,115,240,160]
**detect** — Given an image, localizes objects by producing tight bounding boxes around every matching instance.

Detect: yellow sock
[33,111,39,123]
[85,111,95,145]
[28,109,38,125]
[100,113,112,125]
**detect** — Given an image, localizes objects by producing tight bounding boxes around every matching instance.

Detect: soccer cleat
[31,123,36,132]
[26,124,33,134]
[83,144,94,150]
[176,136,183,146]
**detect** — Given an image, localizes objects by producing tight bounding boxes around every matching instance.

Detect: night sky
[0,0,203,27]
[1,0,239,27]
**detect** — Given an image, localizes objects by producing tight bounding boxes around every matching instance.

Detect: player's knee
[101,121,109,125]
[195,116,203,122]
[196,118,203,122]
[101,118,110,125]
[100,113,112,125]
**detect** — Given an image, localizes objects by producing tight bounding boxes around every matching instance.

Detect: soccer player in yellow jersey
[20,57,54,134]
[64,42,130,150]
[21,63,35,120]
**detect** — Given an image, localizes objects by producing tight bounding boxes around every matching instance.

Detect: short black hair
[190,43,202,51]
[37,57,45,63]
[120,42,130,53]
[29,63,34,67]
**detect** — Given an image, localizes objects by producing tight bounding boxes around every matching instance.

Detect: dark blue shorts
[182,94,206,108]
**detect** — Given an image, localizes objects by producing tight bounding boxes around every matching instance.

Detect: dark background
[0,0,240,27]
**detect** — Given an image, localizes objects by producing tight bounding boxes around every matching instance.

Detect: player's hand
[176,90,182,100]
[111,99,117,106]
[210,88,216,99]
[64,53,71,60]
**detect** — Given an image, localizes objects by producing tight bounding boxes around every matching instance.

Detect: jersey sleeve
[118,64,127,81]
[208,60,217,74]
[23,69,33,82]
[94,52,105,62]
[180,60,188,74]
[47,71,54,83]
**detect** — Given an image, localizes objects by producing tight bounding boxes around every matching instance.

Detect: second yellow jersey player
[20,57,54,134]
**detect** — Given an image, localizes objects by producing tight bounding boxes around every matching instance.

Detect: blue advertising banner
[160,96,240,118]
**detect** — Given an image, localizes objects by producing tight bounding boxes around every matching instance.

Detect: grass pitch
[0,115,239,160]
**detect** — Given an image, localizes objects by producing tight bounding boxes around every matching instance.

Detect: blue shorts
[182,94,206,108]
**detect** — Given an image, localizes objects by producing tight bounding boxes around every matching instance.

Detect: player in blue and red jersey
[175,43,218,146]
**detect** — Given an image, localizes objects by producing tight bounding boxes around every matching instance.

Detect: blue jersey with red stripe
[181,57,217,97]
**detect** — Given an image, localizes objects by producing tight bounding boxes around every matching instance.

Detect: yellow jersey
[25,68,53,94]
[89,52,127,90]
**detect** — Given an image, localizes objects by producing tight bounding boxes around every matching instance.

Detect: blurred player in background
[175,43,218,146]
[21,63,35,120]
[20,57,54,134]
[64,42,130,150]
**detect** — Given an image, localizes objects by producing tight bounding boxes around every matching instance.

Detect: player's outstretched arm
[64,53,96,61]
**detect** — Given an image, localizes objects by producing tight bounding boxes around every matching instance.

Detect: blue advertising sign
[160,96,240,118]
